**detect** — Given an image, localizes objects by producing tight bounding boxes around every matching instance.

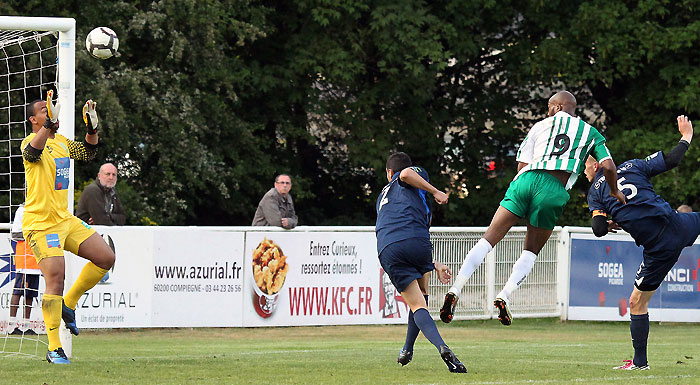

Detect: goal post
[0,16,76,222]
[0,16,75,358]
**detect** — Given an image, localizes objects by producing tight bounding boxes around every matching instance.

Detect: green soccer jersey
[515,111,611,190]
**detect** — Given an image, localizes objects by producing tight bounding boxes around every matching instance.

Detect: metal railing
[429,227,561,320]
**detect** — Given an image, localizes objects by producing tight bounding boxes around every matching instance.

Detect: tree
[524,0,700,222]
[4,0,698,226]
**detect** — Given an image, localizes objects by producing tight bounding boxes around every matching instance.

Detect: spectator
[252,174,298,229]
[678,204,693,213]
[8,203,40,336]
[76,162,126,225]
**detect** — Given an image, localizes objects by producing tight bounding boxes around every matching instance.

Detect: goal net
[0,16,76,359]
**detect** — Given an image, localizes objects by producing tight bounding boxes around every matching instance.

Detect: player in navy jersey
[375,152,466,373]
[585,115,696,371]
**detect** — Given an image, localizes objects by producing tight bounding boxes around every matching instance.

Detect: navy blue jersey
[375,166,431,254]
[587,151,674,246]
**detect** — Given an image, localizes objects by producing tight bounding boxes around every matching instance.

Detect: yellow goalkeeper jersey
[21,133,95,231]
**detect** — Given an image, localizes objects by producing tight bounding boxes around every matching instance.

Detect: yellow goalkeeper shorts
[25,216,96,263]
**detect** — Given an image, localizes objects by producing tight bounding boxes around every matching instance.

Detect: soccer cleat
[46,348,71,364]
[62,301,79,335]
[24,329,37,336]
[9,328,23,335]
[440,292,458,323]
[397,349,413,366]
[439,345,467,373]
[613,360,649,370]
[494,297,512,326]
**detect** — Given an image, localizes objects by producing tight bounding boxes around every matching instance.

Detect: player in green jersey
[441,91,625,325]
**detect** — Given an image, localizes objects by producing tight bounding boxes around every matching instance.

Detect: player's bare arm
[398,167,449,205]
[28,91,61,150]
[598,158,626,204]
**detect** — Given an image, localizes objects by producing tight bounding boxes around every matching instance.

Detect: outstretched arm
[399,167,449,205]
[26,91,60,161]
[663,115,693,170]
[67,139,97,161]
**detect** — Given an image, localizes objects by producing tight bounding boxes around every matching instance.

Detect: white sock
[8,316,17,330]
[497,250,537,300]
[449,238,493,296]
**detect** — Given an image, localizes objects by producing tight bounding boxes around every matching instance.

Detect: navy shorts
[378,237,434,293]
[12,273,40,299]
[636,212,700,291]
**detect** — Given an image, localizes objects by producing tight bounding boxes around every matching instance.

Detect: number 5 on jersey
[617,177,637,200]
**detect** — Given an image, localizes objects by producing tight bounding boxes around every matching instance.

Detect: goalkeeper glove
[82,100,99,135]
[43,90,60,129]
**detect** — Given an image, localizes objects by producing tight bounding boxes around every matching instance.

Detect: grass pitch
[2,318,699,384]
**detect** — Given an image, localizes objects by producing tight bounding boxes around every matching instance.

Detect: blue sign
[570,236,700,315]
[0,253,16,288]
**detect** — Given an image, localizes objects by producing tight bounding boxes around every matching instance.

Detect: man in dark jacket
[252,174,298,229]
[77,163,126,225]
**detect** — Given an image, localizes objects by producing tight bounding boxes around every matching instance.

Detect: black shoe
[397,349,413,366]
[440,292,457,323]
[24,329,37,335]
[494,297,512,326]
[62,300,79,335]
[439,345,467,373]
[9,328,23,335]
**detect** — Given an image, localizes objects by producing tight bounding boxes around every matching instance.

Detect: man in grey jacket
[76,163,126,226]
[252,174,298,229]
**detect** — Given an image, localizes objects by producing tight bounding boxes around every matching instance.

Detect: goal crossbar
[0,16,75,33]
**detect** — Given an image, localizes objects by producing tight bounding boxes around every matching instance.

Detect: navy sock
[412,307,445,349]
[630,313,649,367]
[402,295,428,351]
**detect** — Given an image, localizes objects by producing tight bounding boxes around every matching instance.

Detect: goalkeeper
[21,91,115,364]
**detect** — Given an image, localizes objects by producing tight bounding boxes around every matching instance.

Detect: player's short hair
[26,99,42,122]
[386,152,412,173]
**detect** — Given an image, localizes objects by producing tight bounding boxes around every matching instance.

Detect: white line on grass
[409,374,695,385]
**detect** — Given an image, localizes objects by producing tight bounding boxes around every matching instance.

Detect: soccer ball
[85,27,119,59]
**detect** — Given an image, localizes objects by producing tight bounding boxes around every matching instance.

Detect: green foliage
[6,0,700,225]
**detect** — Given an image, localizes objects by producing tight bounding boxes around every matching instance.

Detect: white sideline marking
[411,374,694,385]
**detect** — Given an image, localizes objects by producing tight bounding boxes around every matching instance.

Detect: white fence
[429,227,561,321]
[1,225,698,328]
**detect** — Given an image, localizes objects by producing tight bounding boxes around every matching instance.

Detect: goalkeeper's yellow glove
[82,100,99,135]
[44,90,61,129]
